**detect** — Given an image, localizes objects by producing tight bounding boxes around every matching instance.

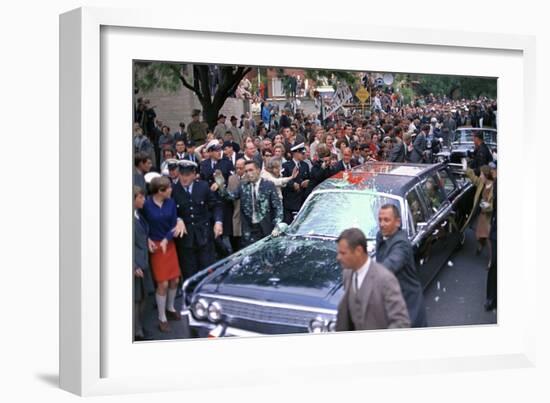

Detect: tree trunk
[178,65,252,130]
[203,105,220,131]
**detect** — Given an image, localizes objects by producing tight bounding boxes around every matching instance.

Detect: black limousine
[181,162,475,337]
[436,127,497,165]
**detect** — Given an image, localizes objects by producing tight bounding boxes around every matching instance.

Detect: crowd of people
[132,90,497,339]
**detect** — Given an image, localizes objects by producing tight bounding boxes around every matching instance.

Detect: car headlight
[207,301,223,323]
[309,316,327,333]
[192,298,209,320]
[327,320,337,332]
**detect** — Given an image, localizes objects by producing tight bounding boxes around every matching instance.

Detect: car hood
[197,235,344,309]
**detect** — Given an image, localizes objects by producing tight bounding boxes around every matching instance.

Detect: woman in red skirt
[141,176,181,332]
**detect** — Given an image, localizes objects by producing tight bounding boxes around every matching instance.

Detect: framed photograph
[60,6,536,396]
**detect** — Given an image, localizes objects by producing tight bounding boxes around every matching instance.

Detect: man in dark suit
[133,186,155,341]
[222,141,244,167]
[214,160,283,248]
[173,122,187,144]
[335,228,411,331]
[242,142,263,170]
[409,125,428,163]
[334,147,357,173]
[172,160,223,280]
[200,140,234,185]
[389,133,412,163]
[281,143,310,224]
[308,146,336,191]
[183,139,201,165]
[468,132,493,176]
[174,139,187,161]
[375,204,427,327]
[133,152,152,191]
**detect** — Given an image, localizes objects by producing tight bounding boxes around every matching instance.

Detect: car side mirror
[416,222,428,233]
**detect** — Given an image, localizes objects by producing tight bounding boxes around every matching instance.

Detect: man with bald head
[227,158,246,251]
[243,142,264,170]
[334,147,357,172]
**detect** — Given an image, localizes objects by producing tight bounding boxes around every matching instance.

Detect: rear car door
[409,173,456,288]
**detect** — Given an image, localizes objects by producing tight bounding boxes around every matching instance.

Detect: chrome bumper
[184,310,262,338]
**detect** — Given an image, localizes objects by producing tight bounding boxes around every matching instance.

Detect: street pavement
[423,227,497,327]
[139,227,496,341]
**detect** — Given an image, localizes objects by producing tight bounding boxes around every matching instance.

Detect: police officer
[281,143,310,224]
[160,158,180,185]
[172,160,223,281]
[200,140,234,185]
[199,140,234,257]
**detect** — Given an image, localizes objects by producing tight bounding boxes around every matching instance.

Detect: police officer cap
[290,142,306,153]
[185,139,196,147]
[177,159,198,173]
[144,171,162,184]
[222,141,234,150]
[165,158,179,170]
[206,140,222,152]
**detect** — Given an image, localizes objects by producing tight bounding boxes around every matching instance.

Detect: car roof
[315,162,443,196]
[456,126,497,132]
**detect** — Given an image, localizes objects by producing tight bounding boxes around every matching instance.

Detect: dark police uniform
[199,153,235,256]
[200,157,234,186]
[172,178,223,280]
[281,149,310,224]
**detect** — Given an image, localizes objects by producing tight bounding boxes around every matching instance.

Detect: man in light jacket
[335,228,410,331]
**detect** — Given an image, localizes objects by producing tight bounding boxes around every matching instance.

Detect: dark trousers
[230,236,242,253]
[241,224,265,249]
[283,208,299,225]
[214,235,233,259]
[176,241,215,281]
[134,300,145,338]
[486,237,497,306]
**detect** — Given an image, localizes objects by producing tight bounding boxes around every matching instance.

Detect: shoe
[159,320,171,332]
[135,333,154,341]
[166,309,182,321]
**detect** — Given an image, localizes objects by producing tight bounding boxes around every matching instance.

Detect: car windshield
[287,191,401,239]
[454,130,496,144]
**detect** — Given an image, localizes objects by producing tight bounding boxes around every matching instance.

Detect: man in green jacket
[187,109,208,145]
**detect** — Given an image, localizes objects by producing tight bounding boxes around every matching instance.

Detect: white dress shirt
[352,257,372,293]
[251,178,261,223]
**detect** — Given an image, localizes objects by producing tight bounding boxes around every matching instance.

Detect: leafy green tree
[273,68,359,96]
[134,62,252,129]
[402,73,496,100]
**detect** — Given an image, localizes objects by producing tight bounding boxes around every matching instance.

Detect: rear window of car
[438,169,457,196]
[419,175,447,215]
[454,129,496,144]
[406,188,428,228]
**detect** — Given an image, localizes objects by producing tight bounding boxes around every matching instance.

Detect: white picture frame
[60,6,537,396]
